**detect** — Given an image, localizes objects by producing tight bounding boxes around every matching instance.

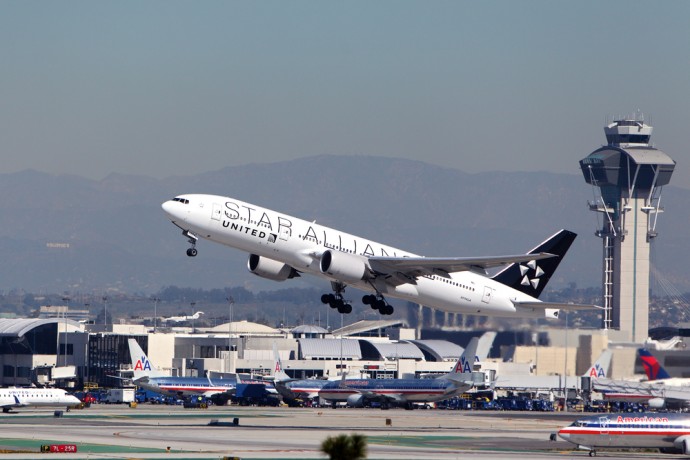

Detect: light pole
[563,309,569,412]
[190,302,196,332]
[226,296,234,374]
[102,296,108,328]
[152,297,160,333]
[61,296,70,366]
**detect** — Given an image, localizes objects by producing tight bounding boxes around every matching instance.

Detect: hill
[0,155,688,295]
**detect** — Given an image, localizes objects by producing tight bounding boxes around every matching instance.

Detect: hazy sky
[2,1,690,187]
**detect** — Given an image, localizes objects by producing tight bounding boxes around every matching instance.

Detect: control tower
[580,116,675,343]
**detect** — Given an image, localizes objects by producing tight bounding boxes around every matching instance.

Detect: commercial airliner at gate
[162,195,598,317]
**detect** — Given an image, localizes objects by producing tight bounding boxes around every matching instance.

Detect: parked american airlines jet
[162,195,598,318]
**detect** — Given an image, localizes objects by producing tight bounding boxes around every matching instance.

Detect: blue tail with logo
[638,348,672,380]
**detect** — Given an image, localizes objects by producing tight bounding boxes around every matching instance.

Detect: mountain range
[1,155,688,296]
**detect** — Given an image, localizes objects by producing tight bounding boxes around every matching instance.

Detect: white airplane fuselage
[162,194,557,319]
[0,388,81,412]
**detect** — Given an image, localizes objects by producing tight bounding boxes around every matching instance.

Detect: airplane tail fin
[128,338,166,380]
[638,348,671,380]
[581,349,612,378]
[491,229,576,298]
[272,343,291,382]
[443,337,479,382]
[476,332,497,361]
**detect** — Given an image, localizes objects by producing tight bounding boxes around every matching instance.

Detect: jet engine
[319,250,369,283]
[346,394,366,408]
[647,397,666,409]
[247,254,299,281]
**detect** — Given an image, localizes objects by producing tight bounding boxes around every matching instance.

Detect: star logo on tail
[519,260,545,291]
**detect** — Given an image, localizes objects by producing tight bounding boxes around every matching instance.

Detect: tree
[320,433,367,460]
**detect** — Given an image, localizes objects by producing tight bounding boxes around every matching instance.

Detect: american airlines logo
[453,356,478,374]
[519,260,545,290]
[588,364,606,378]
[134,355,153,372]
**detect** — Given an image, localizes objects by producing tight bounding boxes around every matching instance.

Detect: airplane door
[279,226,290,241]
[598,416,610,446]
[211,203,222,221]
[481,286,493,304]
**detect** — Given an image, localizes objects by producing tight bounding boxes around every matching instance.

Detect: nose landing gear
[183,230,198,257]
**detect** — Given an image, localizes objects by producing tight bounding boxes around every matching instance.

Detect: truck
[103,388,135,404]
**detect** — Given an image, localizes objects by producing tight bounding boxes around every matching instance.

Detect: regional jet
[161,311,204,323]
[127,339,235,404]
[162,195,599,318]
[317,337,481,409]
[0,388,81,413]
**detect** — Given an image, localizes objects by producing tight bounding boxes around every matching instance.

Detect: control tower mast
[580,116,675,343]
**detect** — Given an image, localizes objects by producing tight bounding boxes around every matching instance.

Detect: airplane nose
[161,200,174,217]
[162,200,184,221]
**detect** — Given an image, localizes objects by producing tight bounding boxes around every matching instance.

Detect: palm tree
[320,433,367,460]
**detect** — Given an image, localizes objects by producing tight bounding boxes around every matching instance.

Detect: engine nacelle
[346,394,365,408]
[247,254,299,281]
[319,250,369,283]
[647,397,666,409]
[674,435,690,455]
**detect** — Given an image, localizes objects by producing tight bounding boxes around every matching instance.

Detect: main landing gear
[321,282,352,314]
[320,282,395,316]
[362,294,394,315]
[183,230,198,257]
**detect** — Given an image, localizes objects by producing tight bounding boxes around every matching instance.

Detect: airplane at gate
[162,195,599,318]
[317,337,481,409]
[127,339,235,400]
[557,412,690,456]
[0,387,81,413]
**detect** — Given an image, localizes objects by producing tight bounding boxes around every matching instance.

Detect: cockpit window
[172,197,190,204]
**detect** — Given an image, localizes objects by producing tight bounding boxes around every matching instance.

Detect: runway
[0,405,677,459]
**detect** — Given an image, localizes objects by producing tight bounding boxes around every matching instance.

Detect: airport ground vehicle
[103,388,135,404]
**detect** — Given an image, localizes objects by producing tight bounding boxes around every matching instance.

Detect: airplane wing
[368,253,556,285]
[594,378,690,401]
[513,301,604,311]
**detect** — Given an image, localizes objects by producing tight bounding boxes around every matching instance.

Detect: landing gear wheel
[381,304,394,315]
[323,282,352,314]
[337,303,352,314]
[186,248,198,257]
[588,451,596,457]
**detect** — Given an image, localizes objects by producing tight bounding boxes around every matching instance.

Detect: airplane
[162,311,205,323]
[492,349,612,391]
[162,194,600,318]
[0,387,81,413]
[317,337,481,409]
[557,412,690,457]
[270,344,329,403]
[594,349,690,410]
[127,339,235,403]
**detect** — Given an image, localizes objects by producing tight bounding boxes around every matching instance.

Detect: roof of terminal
[0,318,83,337]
